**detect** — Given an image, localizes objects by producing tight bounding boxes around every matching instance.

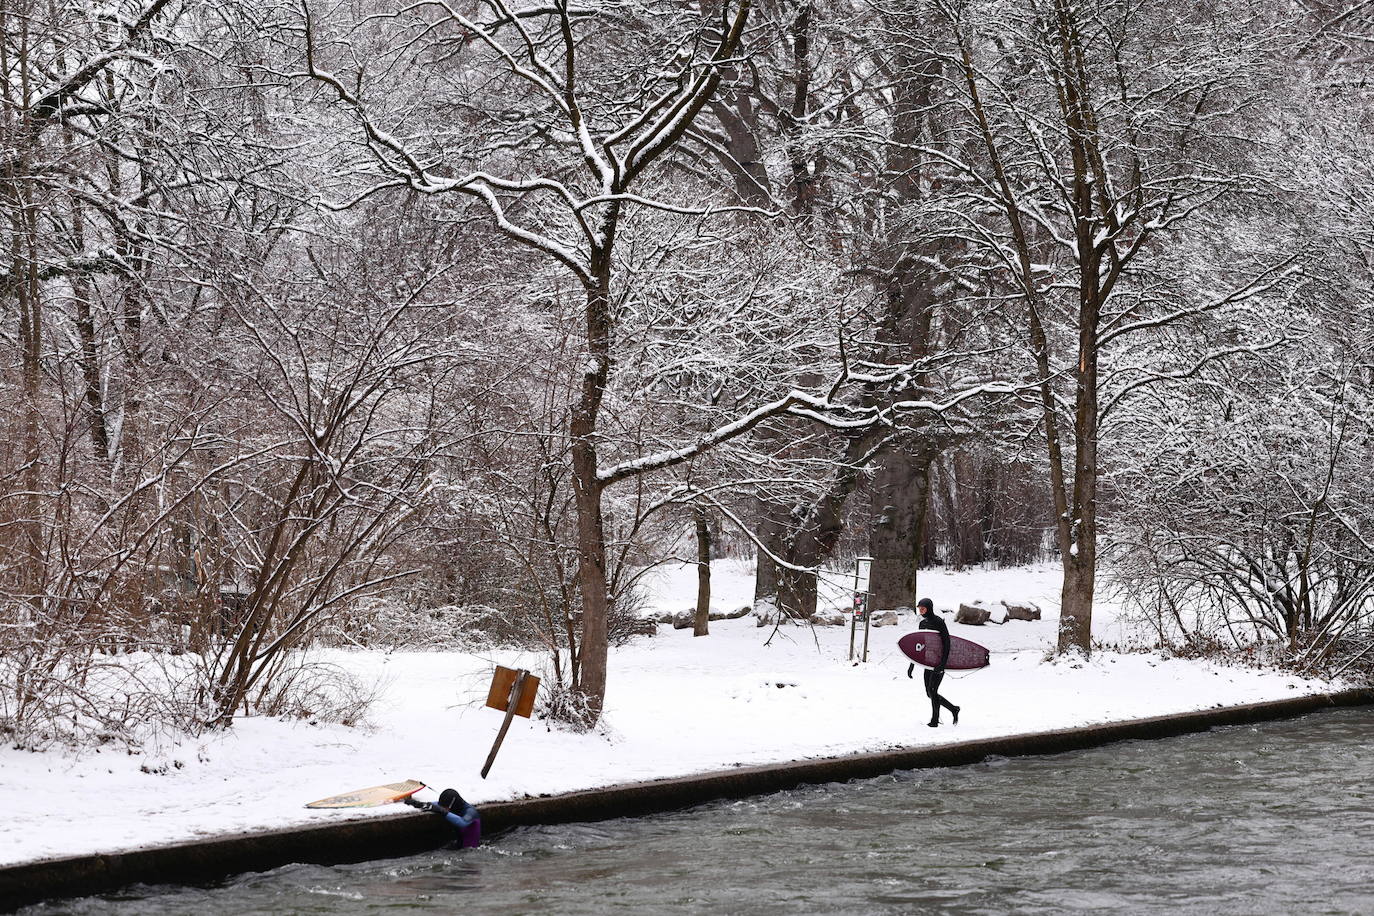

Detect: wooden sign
[481,666,540,779]
[485,665,540,718]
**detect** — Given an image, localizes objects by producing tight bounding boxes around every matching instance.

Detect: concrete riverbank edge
[4,687,1371,910]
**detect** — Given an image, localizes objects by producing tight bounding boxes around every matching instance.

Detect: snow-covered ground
[0,561,1334,867]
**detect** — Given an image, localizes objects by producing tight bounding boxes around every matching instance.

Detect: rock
[1002,601,1041,622]
[955,603,993,626]
[619,617,659,639]
[812,609,846,626]
[871,611,900,627]
[753,601,792,627]
[669,605,753,628]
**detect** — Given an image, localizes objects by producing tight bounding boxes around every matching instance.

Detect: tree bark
[868,444,936,611]
[570,250,615,723]
[66,196,112,464]
[693,506,712,636]
[864,34,944,611]
[752,497,787,609]
[767,428,882,619]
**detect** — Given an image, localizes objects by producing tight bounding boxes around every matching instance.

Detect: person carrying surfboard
[908,597,961,727]
[404,788,482,848]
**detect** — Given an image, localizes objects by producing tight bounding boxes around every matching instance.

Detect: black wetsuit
[919,613,958,724]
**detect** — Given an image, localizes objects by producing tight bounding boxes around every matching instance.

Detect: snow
[0,561,1335,868]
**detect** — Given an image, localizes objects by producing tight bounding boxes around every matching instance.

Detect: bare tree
[906,0,1294,652]
[290,0,914,722]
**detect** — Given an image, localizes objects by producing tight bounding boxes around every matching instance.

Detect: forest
[2,0,1372,746]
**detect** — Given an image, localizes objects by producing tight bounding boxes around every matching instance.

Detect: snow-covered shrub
[535,680,599,733]
[1108,347,1374,676]
[324,600,537,651]
[245,655,380,727]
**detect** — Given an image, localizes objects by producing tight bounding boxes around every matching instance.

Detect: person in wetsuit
[906,597,961,727]
[405,788,482,848]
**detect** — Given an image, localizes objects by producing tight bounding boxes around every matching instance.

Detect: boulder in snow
[1002,601,1041,622]
[955,603,994,626]
[753,600,793,627]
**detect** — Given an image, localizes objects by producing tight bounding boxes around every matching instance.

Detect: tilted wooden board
[305,779,425,809]
[486,665,539,717]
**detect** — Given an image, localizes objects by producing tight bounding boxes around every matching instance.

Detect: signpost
[481,665,540,778]
[848,556,873,663]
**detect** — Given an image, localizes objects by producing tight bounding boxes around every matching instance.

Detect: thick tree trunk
[693,506,711,636]
[1058,549,1095,653]
[571,258,615,724]
[783,1,816,216]
[767,430,879,619]
[1056,335,1099,653]
[776,562,819,619]
[864,39,943,610]
[570,454,609,717]
[752,498,787,609]
[868,445,936,611]
[708,97,773,207]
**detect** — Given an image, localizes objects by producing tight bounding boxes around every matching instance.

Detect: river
[26,706,1373,914]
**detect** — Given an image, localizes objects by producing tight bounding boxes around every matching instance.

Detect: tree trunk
[865,37,943,610]
[571,260,614,724]
[768,429,881,619]
[783,1,816,217]
[693,506,711,636]
[67,198,112,464]
[752,497,787,610]
[1058,550,1095,653]
[776,562,819,619]
[708,96,773,207]
[868,444,936,611]
[1051,0,1102,655]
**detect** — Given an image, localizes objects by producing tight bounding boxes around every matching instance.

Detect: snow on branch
[1099,336,1295,424]
[1096,256,1304,348]
[597,388,874,487]
[26,0,174,131]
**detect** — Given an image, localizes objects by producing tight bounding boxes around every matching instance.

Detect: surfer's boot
[927,719,939,728]
[952,706,960,725]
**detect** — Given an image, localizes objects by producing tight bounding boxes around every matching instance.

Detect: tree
[294,0,903,723]
[918,0,1289,652]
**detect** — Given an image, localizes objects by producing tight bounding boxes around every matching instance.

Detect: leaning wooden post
[481,665,540,779]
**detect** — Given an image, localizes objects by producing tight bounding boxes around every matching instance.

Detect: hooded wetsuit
[919,612,958,724]
[410,794,482,848]
[437,801,482,848]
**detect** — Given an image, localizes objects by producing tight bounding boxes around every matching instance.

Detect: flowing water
[26,707,1374,915]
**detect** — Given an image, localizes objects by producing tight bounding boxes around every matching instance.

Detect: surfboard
[898,631,990,670]
[305,779,425,809]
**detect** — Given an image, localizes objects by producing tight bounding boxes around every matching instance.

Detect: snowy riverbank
[0,562,1335,867]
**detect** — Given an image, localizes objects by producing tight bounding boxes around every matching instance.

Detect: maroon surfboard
[898,631,990,670]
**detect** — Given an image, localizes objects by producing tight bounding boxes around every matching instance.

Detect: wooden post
[481,666,540,779]
[850,556,873,663]
[862,604,871,663]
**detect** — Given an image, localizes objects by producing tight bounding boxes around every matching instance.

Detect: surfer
[907,597,961,727]
[405,788,482,848]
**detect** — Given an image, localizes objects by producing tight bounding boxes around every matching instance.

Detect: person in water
[405,788,481,848]
[907,597,960,727]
